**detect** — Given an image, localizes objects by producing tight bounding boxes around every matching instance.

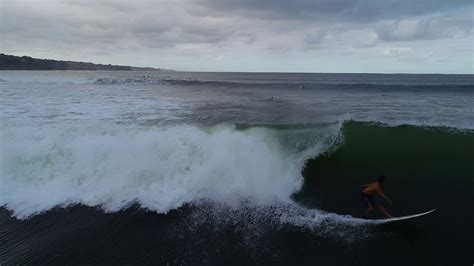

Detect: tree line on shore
[0,54,156,71]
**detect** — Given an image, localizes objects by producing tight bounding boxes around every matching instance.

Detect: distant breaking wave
[92,76,474,91]
[93,77,166,85]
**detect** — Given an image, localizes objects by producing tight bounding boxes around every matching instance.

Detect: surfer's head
[377,175,386,183]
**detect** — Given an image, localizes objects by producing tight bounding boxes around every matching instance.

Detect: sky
[0,0,473,73]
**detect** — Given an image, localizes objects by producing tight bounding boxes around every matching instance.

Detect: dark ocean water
[0,71,473,265]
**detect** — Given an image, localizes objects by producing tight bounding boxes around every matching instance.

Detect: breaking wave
[0,123,340,220]
[3,120,470,230]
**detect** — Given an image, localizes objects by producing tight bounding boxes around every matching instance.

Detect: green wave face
[296,121,474,219]
[293,121,474,263]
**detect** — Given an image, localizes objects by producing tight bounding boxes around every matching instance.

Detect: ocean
[0,71,473,265]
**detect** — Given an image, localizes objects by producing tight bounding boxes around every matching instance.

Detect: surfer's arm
[377,189,392,204]
[360,182,372,187]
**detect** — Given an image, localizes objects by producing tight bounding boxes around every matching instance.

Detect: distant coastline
[0,54,168,71]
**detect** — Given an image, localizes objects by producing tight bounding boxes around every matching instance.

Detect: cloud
[376,11,474,42]
[381,47,413,57]
[0,0,472,72]
[196,0,472,22]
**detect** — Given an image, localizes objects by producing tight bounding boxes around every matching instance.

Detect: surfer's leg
[362,194,373,217]
[377,204,393,218]
[364,200,373,215]
[365,206,373,217]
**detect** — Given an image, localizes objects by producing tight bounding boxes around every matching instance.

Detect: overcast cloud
[0,0,472,73]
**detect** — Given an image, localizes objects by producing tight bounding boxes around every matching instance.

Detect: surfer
[361,175,393,218]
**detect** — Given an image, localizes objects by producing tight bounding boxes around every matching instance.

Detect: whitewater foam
[1,124,343,219]
[179,200,374,244]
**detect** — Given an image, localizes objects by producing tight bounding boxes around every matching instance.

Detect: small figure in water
[361,175,393,218]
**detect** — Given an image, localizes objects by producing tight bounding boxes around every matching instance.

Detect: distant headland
[0,54,167,71]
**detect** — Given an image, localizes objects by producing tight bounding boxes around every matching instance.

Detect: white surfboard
[373,209,436,223]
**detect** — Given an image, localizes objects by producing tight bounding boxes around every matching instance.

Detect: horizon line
[2,53,473,75]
